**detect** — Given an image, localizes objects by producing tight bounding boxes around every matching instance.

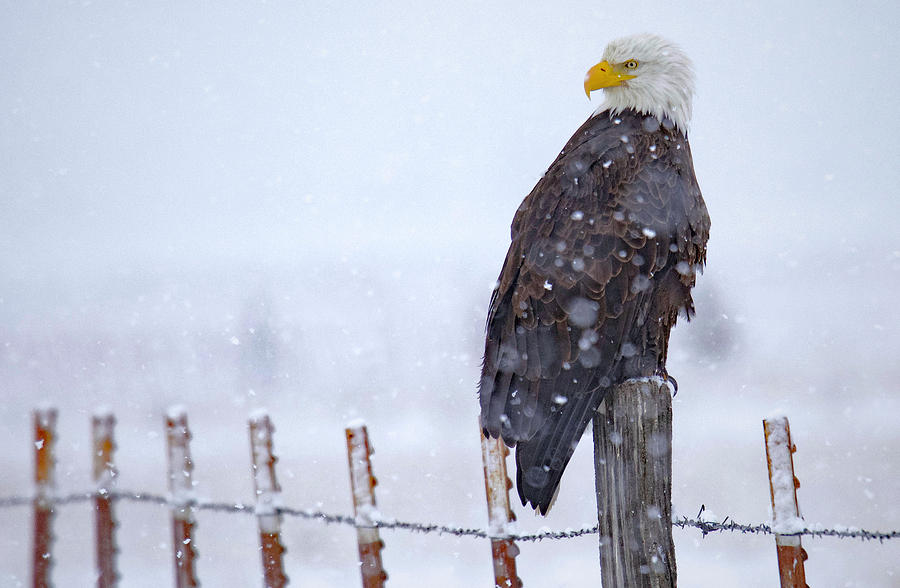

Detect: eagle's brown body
[479,108,710,513]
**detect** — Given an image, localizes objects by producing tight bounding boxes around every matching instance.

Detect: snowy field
[2,2,899,586]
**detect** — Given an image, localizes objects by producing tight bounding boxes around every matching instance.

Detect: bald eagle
[479,34,710,515]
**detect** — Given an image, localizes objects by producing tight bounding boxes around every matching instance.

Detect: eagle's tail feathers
[514,389,600,515]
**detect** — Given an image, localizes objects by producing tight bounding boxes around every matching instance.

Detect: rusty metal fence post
[764,416,809,588]
[479,425,521,588]
[249,410,289,588]
[345,421,387,588]
[165,407,199,588]
[32,406,58,588]
[92,410,119,587]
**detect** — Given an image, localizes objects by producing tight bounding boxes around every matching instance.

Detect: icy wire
[0,490,897,543]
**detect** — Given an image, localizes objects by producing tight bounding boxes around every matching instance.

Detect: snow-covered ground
[2,1,899,586]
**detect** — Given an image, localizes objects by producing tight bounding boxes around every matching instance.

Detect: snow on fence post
[593,377,676,588]
[92,409,119,588]
[479,425,521,588]
[248,410,289,588]
[165,407,199,588]
[32,406,58,588]
[763,416,809,588]
[345,421,387,588]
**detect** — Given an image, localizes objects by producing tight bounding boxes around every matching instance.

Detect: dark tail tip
[515,450,562,516]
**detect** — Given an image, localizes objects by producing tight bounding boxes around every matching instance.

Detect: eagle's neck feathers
[594,34,695,134]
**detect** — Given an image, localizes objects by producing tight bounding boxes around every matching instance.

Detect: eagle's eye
[624,60,639,69]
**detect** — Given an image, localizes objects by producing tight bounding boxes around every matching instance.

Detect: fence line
[1,490,897,543]
[9,407,900,587]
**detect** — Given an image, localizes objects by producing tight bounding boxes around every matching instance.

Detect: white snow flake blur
[1,2,899,587]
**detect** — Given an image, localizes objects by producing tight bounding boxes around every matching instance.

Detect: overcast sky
[3,0,899,281]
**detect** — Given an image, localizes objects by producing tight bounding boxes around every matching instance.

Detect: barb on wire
[1,491,898,543]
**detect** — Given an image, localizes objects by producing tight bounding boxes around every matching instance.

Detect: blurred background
[2,1,899,585]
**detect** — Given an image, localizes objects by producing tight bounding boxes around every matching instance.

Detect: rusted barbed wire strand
[1,491,898,542]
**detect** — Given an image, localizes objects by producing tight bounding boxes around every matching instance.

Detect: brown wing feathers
[479,109,709,514]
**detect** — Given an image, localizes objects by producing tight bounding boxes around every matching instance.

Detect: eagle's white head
[584,33,695,134]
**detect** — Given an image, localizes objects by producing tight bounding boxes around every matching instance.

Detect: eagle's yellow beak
[584,61,636,98]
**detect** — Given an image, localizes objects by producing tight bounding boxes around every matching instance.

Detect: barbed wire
[1,490,898,543]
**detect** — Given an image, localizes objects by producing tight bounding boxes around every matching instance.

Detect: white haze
[2,1,899,586]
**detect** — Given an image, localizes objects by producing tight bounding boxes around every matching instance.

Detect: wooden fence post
[479,425,521,588]
[345,421,387,588]
[764,417,808,588]
[165,407,199,588]
[593,378,676,587]
[32,406,58,588]
[92,410,119,588]
[249,410,289,588]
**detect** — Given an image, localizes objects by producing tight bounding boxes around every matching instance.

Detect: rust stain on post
[764,417,808,588]
[345,423,387,588]
[258,533,288,588]
[32,407,57,588]
[92,411,119,588]
[249,412,289,588]
[34,409,56,491]
[165,409,199,588]
[170,519,198,588]
[479,425,521,588]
